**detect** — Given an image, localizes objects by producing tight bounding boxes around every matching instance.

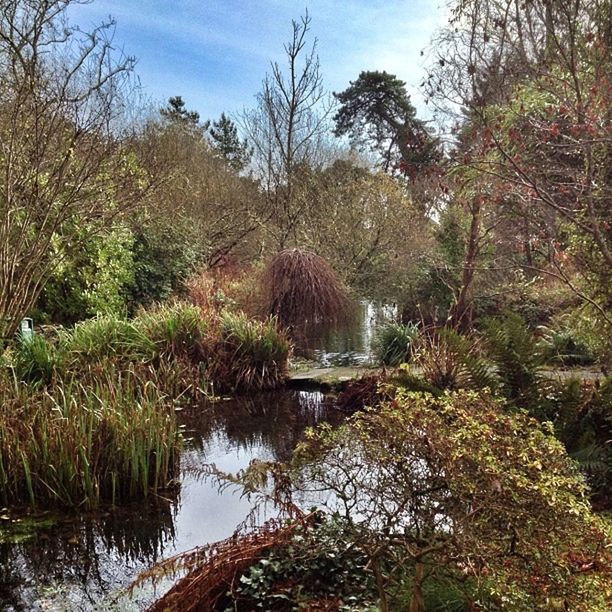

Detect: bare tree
[241,12,333,250]
[0,0,146,342]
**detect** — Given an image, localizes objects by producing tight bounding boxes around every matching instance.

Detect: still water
[1,301,394,611]
[0,391,341,611]
[295,300,397,366]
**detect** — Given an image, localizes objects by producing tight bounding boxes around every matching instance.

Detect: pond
[1,300,394,610]
[0,390,342,611]
[294,299,397,366]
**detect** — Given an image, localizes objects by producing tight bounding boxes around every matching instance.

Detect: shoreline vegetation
[1,0,610,609]
[0,302,290,509]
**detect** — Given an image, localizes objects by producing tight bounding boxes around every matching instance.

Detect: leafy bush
[289,390,610,610]
[540,326,595,366]
[373,321,418,366]
[228,516,377,610]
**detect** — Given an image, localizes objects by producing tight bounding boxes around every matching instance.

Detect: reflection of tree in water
[1,390,340,610]
[181,390,342,462]
[0,499,177,610]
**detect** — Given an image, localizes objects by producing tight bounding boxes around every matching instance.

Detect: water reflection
[0,390,340,611]
[295,300,397,366]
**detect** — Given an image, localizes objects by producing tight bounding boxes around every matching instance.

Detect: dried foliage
[335,374,389,413]
[262,249,351,330]
[135,516,314,612]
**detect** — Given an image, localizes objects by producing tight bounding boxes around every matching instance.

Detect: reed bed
[0,303,291,508]
[211,311,291,392]
[0,371,180,509]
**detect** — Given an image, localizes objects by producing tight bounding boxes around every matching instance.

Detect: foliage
[10,334,61,387]
[0,370,180,509]
[544,377,612,507]
[127,217,200,309]
[539,325,595,367]
[208,112,253,171]
[482,312,544,404]
[262,249,351,332]
[373,321,419,366]
[411,327,496,391]
[62,315,157,367]
[212,311,291,392]
[333,70,441,175]
[35,223,135,324]
[161,95,204,129]
[290,390,611,611]
[227,515,377,610]
[0,0,145,342]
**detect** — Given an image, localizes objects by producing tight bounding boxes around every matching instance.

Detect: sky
[69,0,448,124]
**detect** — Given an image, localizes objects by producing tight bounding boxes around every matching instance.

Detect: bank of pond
[0,304,610,610]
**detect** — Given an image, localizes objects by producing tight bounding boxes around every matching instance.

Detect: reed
[209,311,291,392]
[0,369,180,509]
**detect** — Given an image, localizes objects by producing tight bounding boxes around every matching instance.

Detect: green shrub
[373,321,418,366]
[135,302,208,360]
[229,516,377,610]
[540,326,595,366]
[482,312,543,404]
[11,334,61,386]
[289,390,610,611]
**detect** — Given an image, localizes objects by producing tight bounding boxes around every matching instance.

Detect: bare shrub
[261,249,351,329]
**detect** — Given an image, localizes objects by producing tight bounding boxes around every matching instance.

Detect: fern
[482,312,543,404]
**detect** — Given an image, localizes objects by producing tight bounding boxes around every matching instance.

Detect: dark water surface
[0,390,341,611]
[295,300,397,366]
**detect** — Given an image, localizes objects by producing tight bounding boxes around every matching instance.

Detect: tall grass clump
[373,321,419,366]
[262,249,351,328]
[63,314,156,367]
[11,333,61,386]
[0,372,181,509]
[211,311,291,392]
[136,302,208,361]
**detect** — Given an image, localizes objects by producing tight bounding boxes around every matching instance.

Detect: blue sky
[69,1,447,123]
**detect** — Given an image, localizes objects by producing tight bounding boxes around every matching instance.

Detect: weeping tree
[262,248,350,329]
[0,0,148,343]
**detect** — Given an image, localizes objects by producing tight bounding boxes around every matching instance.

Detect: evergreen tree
[161,96,207,130]
[208,112,253,171]
[334,71,440,175]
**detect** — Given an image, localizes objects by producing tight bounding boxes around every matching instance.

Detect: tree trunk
[408,561,426,612]
[449,198,481,332]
